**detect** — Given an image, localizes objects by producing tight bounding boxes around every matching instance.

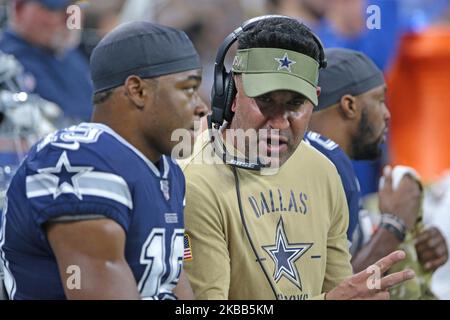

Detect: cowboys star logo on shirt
[25,151,133,209]
[262,217,312,290]
[275,52,296,72]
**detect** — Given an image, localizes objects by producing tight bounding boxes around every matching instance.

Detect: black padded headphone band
[213,26,243,97]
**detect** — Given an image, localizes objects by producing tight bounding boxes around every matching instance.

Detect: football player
[306,48,448,298]
[0,21,207,299]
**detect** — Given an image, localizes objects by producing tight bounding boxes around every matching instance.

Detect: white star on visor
[275,52,297,72]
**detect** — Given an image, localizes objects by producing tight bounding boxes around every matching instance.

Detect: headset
[208,15,327,172]
[207,15,327,299]
[210,14,327,127]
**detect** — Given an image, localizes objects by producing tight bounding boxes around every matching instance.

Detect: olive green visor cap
[232,48,319,106]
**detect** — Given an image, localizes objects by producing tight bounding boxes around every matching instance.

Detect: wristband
[379,213,406,242]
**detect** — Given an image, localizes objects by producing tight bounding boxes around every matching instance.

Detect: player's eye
[183,85,199,95]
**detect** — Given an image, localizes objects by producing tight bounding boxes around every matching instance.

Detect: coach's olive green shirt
[181,131,352,300]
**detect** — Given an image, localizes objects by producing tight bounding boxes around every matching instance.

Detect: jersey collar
[81,122,169,179]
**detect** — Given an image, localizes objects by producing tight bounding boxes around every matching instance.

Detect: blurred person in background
[0,51,61,207]
[265,0,327,27]
[0,0,93,127]
[78,0,126,59]
[0,50,61,300]
[306,48,448,299]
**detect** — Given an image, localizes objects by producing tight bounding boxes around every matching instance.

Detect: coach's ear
[124,76,146,109]
[339,94,358,119]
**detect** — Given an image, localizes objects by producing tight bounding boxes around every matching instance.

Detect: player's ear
[124,76,146,109]
[339,94,358,119]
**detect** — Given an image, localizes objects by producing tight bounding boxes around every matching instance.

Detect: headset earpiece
[223,73,236,123]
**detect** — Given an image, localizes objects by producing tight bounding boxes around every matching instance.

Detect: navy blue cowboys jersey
[0,123,185,299]
[305,131,361,241]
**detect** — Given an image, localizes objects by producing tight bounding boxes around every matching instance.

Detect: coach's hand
[326,250,415,300]
[379,166,421,231]
[415,227,449,272]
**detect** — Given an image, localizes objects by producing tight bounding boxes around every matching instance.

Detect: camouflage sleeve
[183,176,231,299]
[322,174,353,292]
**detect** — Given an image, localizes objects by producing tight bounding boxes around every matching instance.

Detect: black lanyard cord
[231,166,279,300]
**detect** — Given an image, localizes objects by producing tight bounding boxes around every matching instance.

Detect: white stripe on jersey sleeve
[26,171,133,209]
